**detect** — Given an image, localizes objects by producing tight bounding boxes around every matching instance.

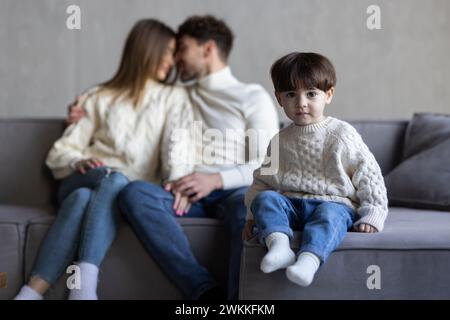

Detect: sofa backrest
[0,119,408,207]
[0,119,64,207]
[349,120,408,175]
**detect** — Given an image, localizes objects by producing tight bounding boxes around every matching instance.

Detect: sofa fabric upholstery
[1,118,450,300]
[23,216,229,300]
[240,207,450,299]
[385,113,450,210]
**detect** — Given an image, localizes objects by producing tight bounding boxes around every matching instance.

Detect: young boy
[243,52,388,287]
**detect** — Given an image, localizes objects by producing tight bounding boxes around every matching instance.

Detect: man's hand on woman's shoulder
[66,95,87,125]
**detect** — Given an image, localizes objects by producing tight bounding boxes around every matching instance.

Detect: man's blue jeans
[31,167,129,284]
[118,181,247,300]
[251,190,356,263]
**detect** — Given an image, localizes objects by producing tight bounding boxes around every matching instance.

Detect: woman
[15,19,193,300]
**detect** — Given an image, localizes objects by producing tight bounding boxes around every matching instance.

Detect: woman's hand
[172,191,192,216]
[242,219,255,241]
[165,183,192,216]
[354,223,378,233]
[74,158,105,174]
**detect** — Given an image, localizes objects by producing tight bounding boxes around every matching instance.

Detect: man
[68,15,279,300]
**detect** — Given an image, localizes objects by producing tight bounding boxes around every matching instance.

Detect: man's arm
[172,89,279,201]
[218,89,280,189]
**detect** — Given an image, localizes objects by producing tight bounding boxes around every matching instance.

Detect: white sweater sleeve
[45,93,98,179]
[160,88,195,183]
[342,128,389,231]
[244,139,278,220]
[219,89,279,189]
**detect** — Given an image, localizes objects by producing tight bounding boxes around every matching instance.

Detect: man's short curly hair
[178,15,234,61]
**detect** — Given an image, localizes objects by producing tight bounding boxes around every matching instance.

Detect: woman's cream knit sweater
[46,81,193,183]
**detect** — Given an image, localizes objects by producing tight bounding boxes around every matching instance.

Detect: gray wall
[1,0,450,121]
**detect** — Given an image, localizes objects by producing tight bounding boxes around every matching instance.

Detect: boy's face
[276,87,334,126]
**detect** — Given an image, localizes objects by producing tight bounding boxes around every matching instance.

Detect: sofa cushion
[246,207,450,251]
[0,205,54,224]
[385,113,450,210]
[24,216,229,299]
[240,248,450,299]
[349,120,407,175]
[0,223,22,300]
[403,113,450,159]
[240,207,450,299]
[0,205,53,299]
[0,119,63,207]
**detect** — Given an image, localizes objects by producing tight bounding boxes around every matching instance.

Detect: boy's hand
[75,158,105,174]
[354,223,378,233]
[242,219,255,241]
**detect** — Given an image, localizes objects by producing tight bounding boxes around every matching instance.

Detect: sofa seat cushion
[246,207,450,250]
[240,207,450,299]
[24,216,229,299]
[0,205,53,299]
[323,207,450,250]
[0,205,54,224]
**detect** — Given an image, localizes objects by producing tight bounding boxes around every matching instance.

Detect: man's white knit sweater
[187,67,280,189]
[245,117,389,231]
[46,80,193,183]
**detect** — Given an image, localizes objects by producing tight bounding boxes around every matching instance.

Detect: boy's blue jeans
[251,190,356,263]
[31,167,129,284]
[118,181,247,300]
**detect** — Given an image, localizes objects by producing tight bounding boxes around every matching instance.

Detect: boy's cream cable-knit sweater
[46,81,194,183]
[245,117,389,231]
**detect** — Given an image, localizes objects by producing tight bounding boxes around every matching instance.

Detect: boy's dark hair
[271,52,336,92]
[177,15,234,61]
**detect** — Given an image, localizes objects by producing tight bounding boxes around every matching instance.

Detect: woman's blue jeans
[251,190,356,263]
[30,167,129,284]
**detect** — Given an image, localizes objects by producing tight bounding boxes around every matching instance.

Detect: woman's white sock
[68,262,99,300]
[14,285,44,300]
[260,232,296,273]
[286,252,321,287]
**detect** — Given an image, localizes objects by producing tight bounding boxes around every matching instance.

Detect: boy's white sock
[260,232,296,273]
[286,252,321,287]
[68,262,99,300]
[14,285,44,300]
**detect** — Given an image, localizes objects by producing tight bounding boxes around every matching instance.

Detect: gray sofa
[1,119,450,300]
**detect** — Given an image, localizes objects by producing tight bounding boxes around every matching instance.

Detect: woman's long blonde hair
[99,19,175,107]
